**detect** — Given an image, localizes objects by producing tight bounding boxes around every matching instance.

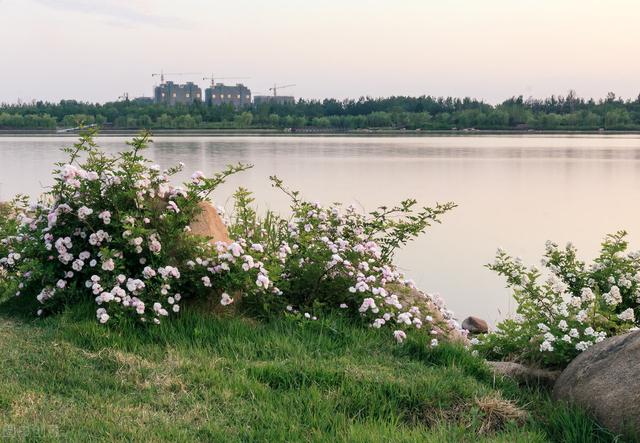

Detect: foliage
[0,129,250,324]
[3,91,640,130]
[474,232,640,368]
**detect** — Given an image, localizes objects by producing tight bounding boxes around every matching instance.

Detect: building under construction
[205,83,252,108]
[154,81,202,105]
[150,73,293,107]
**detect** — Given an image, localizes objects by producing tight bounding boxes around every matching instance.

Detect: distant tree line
[2,91,640,131]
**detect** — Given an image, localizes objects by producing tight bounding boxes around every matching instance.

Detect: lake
[1,134,639,324]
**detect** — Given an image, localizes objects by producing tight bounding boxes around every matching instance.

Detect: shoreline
[2,128,640,137]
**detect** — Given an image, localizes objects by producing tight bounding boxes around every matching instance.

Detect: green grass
[0,297,621,442]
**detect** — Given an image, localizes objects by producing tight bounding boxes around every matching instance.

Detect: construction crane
[151,70,201,84]
[268,84,296,97]
[202,74,250,88]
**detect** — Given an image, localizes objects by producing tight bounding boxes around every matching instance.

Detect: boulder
[487,361,560,388]
[462,316,489,334]
[552,330,640,438]
[189,201,231,244]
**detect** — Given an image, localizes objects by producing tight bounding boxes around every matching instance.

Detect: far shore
[2,128,640,137]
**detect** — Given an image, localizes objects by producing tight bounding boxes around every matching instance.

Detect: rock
[462,316,489,334]
[552,330,640,437]
[487,361,560,388]
[189,201,231,244]
[386,283,468,345]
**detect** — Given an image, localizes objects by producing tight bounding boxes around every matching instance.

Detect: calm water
[1,134,640,323]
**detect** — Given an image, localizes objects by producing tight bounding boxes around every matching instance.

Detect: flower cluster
[475,231,640,368]
[0,130,248,324]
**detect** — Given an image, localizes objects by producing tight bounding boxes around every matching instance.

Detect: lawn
[0,298,618,442]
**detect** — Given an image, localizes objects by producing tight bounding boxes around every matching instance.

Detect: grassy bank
[0,297,618,442]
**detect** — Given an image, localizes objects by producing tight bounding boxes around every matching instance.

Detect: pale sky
[1,0,639,104]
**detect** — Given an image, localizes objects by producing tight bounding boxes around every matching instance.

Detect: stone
[552,330,640,437]
[487,361,560,388]
[386,283,468,345]
[462,316,489,334]
[189,201,231,244]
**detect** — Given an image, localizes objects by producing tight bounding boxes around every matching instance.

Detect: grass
[0,296,623,443]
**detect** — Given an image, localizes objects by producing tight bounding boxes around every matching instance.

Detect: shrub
[475,231,640,368]
[215,179,463,342]
[0,130,249,324]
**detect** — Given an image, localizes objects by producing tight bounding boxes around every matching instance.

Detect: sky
[1,0,639,104]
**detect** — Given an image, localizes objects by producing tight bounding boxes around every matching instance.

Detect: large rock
[462,316,489,334]
[552,330,640,438]
[189,201,231,244]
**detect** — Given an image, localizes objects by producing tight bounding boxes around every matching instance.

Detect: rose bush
[474,231,640,368]
[215,182,463,342]
[0,131,463,344]
[0,130,249,324]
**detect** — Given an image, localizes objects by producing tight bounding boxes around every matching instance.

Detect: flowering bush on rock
[475,231,640,368]
[0,130,248,324]
[215,180,463,343]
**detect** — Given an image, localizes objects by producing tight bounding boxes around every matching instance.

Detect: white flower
[359,298,377,314]
[77,206,93,220]
[393,330,407,344]
[166,200,180,213]
[396,312,412,325]
[101,258,115,271]
[256,273,270,288]
[603,286,622,306]
[540,340,554,352]
[576,341,591,352]
[72,259,84,271]
[98,210,111,224]
[557,319,568,331]
[220,292,234,306]
[580,287,595,302]
[96,308,110,324]
[191,170,205,183]
[430,338,439,347]
[618,308,635,322]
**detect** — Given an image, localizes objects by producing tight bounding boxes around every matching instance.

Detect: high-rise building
[205,83,251,108]
[154,81,202,105]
